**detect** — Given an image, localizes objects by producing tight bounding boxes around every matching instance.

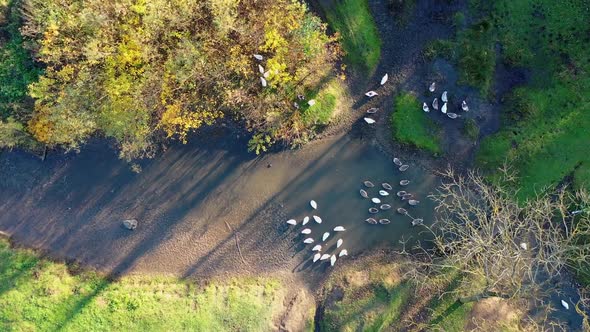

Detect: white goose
[330,255,337,266]
[339,249,348,257]
[260,77,267,87]
[313,215,322,224]
[312,244,322,251]
[320,254,331,260]
[286,219,297,225]
[333,226,346,232]
[322,232,330,241]
[432,98,439,110]
[302,216,310,225]
[429,82,436,92]
[337,239,343,248]
[301,228,311,235]
[253,54,264,61]
[462,100,469,111]
[423,102,430,112]
[441,91,448,102]
[561,300,569,310]
[310,200,318,209]
[364,117,376,124]
[313,253,321,262]
[303,238,314,244]
[380,73,389,85]
[441,103,447,114]
[365,91,378,97]
[258,65,265,74]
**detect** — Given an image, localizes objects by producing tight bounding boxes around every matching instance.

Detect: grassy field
[0,239,284,331]
[321,0,382,76]
[471,0,590,198]
[317,259,521,331]
[390,92,441,155]
[318,260,412,331]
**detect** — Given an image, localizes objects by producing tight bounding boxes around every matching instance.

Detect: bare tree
[404,167,590,308]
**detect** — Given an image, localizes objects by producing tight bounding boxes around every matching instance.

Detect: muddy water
[0,128,439,277]
[273,136,438,268]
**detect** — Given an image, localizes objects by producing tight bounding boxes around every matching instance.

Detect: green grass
[463,118,480,141]
[317,260,521,331]
[474,0,590,199]
[300,78,346,126]
[0,238,284,331]
[456,19,496,96]
[425,275,474,331]
[387,0,416,26]
[321,0,382,75]
[391,92,441,155]
[319,261,411,332]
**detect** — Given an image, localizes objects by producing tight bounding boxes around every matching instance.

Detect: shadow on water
[0,123,439,283]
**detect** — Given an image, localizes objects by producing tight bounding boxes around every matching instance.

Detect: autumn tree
[19,0,339,159]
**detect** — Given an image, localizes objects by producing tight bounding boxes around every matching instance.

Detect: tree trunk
[459,292,489,304]
[459,290,511,304]
[41,145,47,161]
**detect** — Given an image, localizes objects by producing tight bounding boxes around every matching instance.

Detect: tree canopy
[17,0,339,159]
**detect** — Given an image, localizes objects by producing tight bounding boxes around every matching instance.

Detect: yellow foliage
[265,58,291,86]
[262,28,288,53]
[209,0,240,35]
[159,102,221,143]
[28,112,52,144]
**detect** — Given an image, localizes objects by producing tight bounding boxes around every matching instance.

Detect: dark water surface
[0,129,439,277]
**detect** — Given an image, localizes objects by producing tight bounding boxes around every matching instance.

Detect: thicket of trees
[404,168,590,325]
[0,0,339,159]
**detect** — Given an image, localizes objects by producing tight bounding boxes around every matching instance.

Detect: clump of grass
[0,239,283,331]
[501,87,539,122]
[452,12,466,29]
[424,39,456,60]
[391,92,441,155]
[426,278,474,331]
[319,260,411,331]
[456,19,496,95]
[387,0,416,26]
[300,78,346,126]
[462,118,480,141]
[322,0,382,76]
[424,18,496,96]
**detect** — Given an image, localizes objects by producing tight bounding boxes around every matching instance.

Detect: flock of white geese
[360,73,471,124]
[361,157,424,227]
[422,82,470,119]
[285,200,348,267]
